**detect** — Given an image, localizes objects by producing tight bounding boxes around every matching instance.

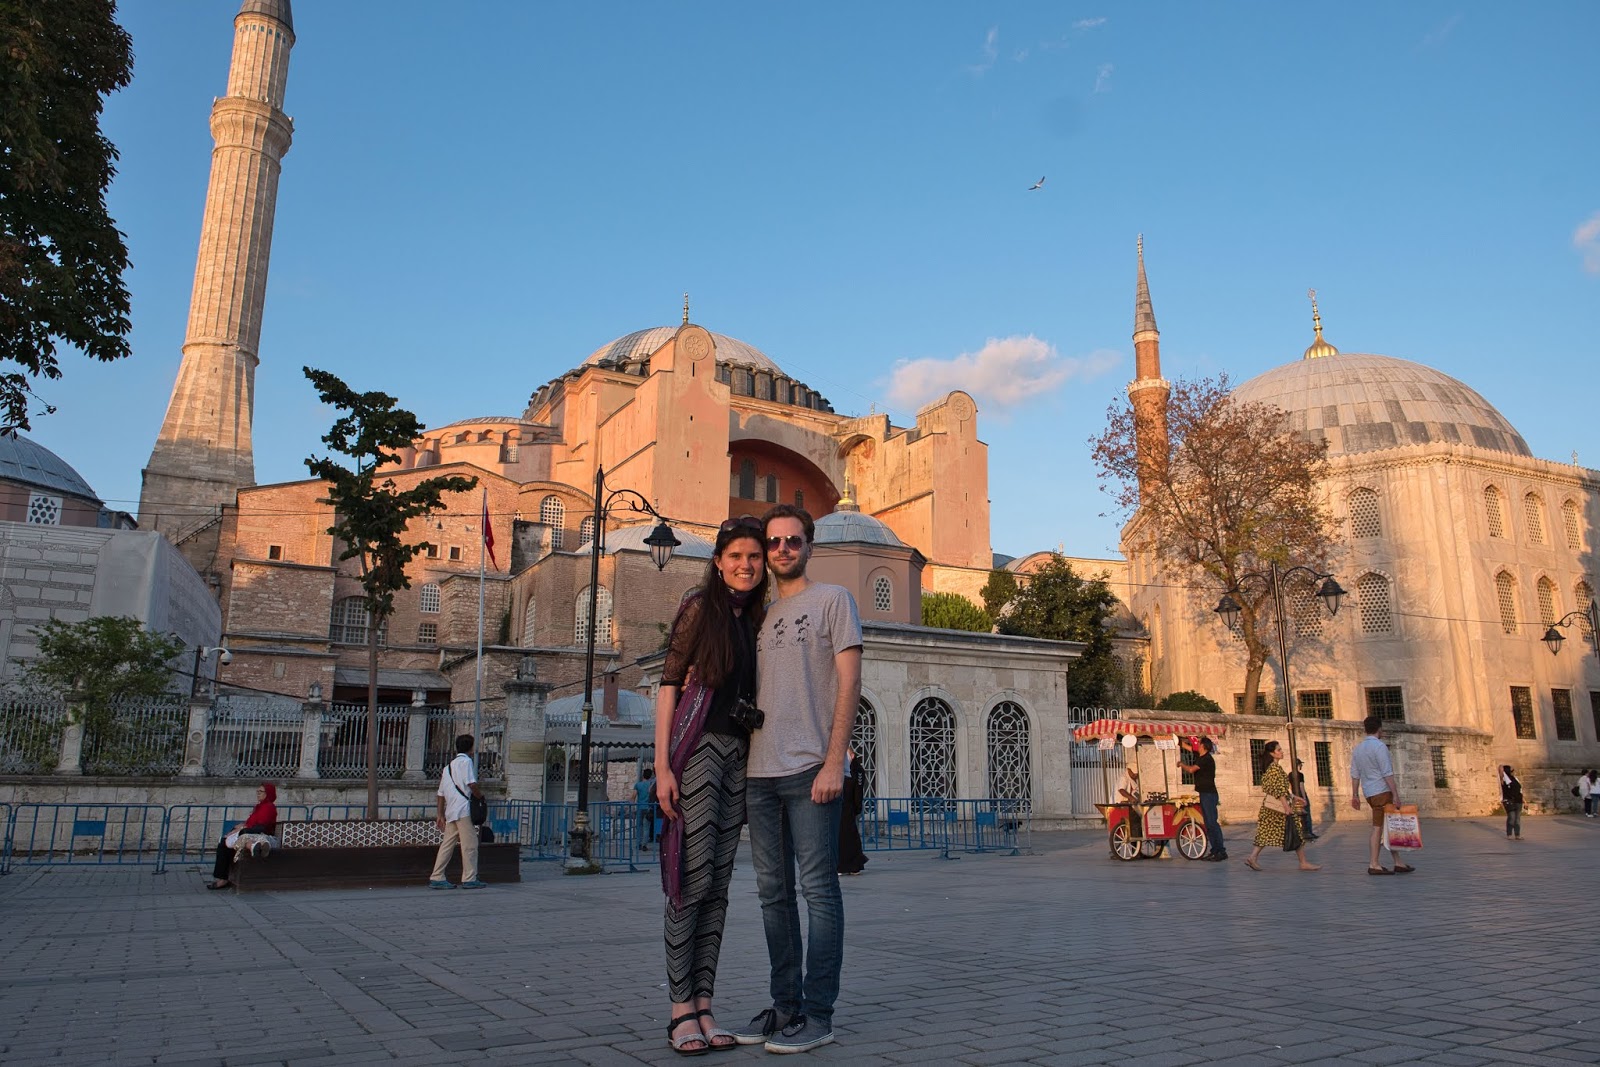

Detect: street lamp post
[190,646,231,698]
[1542,598,1600,660]
[1212,562,1346,774]
[567,465,679,867]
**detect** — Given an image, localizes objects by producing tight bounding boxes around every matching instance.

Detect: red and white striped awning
[1071,718,1229,741]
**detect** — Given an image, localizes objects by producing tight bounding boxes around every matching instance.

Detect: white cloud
[1421,13,1461,48]
[1093,63,1114,93]
[1575,211,1600,274]
[887,336,1120,413]
[967,26,999,75]
[1073,17,1107,31]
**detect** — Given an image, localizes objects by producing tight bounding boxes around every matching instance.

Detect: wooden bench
[230,819,521,892]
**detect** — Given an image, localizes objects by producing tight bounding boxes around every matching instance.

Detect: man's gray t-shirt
[750,582,863,779]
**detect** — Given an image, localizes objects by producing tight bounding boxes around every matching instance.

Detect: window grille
[522,596,537,646]
[1553,689,1576,741]
[417,622,437,646]
[1365,686,1405,723]
[1509,686,1536,739]
[330,597,385,645]
[1431,746,1449,789]
[850,699,878,802]
[1290,581,1324,638]
[1524,493,1546,545]
[986,702,1032,808]
[1298,690,1333,719]
[1349,488,1381,538]
[794,490,805,510]
[1537,577,1558,626]
[419,583,441,614]
[575,586,613,645]
[1484,486,1505,538]
[25,492,61,525]
[872,575,892,613]
[765,475,778,503]
[1495,572,1518,634]
[1356,573,1392,634]
[578,515,596,546]
[1248,738,1269,785]
[1577,583,1595,639]
[909,697,956,799]
[1233,692,1269,714]
[540,495,565,550]
[1563,500,1583,549]
[1313,741,1333,787]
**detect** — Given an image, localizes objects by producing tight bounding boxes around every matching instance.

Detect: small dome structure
[545,689,654,726]
[585,327,781,375]
[574,523,714,560]
[814,510,904,547]
[0,433,101,502]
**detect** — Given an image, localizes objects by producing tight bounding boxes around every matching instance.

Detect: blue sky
[34,2,1600,560]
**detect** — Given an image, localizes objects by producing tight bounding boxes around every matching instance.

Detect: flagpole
[474,489,486,751]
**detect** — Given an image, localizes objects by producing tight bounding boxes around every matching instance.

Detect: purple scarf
[659,677,715,912]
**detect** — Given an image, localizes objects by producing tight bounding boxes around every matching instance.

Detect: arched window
[1524,493,1546,545]
[1495,571,1518,634]
[575,586,613,645]
[1576,581,1595,639]
[1562,499,1583,549]
[1356,573,1392,634]
[764,475,778,503]
[738,459,756,499]
[986,702,1031,809]
[330,596,385,645]
[579,515,596,546]
[540,495,565,550]
[909,697,956,800]
[1484,486,1506,538]
[872,575,892,613]
[1289,578,1325,638]
[418,583,441,614]
[851,699,878,802]
[522,595,537,646]
[1349,487,1382,538]
[1537,576,1558,626]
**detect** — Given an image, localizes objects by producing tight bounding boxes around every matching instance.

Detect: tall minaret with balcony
[1127,235,1171,499]
[140,0,295,540]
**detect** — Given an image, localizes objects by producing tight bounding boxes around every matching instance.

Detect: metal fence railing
[80,696,190,776]
[860,797,1029,857]
[319,704,410,779]
[0,697,69,774]
[162,803,316,866]
[3,803,171,873]
[424,707,508,781]
[204,695,304,779]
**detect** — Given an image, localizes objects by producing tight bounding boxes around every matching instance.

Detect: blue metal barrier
[163,803,315,866]
[859,797,1031,857]
[0,803,11,874]
[4,804,170,872]
[591,799,657,872]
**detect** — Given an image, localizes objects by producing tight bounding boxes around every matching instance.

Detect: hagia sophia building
[75,0,1594,816]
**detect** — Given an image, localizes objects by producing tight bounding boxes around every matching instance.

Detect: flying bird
[1028,176,1046,190]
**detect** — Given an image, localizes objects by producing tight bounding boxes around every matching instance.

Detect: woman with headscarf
[208,782,277,890]
[653,516,769,1055]
[1243,742,1320,872]
[1500,766,1524,839]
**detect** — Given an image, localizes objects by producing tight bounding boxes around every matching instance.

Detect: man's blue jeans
[745,766,844,1028]
[1199,792,1224,855]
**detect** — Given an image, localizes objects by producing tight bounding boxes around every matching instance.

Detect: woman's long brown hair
[672,526,769,690]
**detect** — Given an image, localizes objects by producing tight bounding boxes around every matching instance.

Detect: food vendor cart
[1071,717,1228,861]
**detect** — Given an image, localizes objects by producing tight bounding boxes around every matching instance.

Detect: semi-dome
[1231,352,1530,458]
[0,433,100,501]
[814,509,904,547]
[584,327,781,375]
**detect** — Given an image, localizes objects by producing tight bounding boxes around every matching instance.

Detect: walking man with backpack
[431,733,486,889]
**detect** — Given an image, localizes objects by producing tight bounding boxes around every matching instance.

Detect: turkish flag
[481,492,498,570]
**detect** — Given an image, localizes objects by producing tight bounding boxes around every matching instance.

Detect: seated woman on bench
[208,782,278,890]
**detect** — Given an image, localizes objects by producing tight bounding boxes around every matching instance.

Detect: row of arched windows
[849,696,1033,806]
[1484,485,1585,549]
[1494,573,1594,637]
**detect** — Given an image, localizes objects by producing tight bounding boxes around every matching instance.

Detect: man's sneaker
[427,880,455,890]
[459,880,487,889]
[732,1007,791,1046]
[765,1015,834,1055]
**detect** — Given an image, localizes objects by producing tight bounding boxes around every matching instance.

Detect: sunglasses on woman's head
[719,515,762,533]
[766,534,807,551]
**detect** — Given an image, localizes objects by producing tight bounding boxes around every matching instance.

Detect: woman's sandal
[206,881,232,890]
[1392,863,1415,874]
[668,1013,709,1056]
[696,1009,737,1051]
[1367,866,1393,875]
[1243,859,1262,871]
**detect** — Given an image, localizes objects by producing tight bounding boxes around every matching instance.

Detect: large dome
[1231,352,1530,459]
[584,327,781,375]
[0,433,100,501]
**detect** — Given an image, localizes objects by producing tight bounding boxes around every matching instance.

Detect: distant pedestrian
[1289,758,1317,840]
[430,734,485,890]
[1243,741,1319,872]
[1581,770,1598,817]
[1500,766,1524,839]
[207,782,278,890]
[837,747,868,875]
[635,766,657,851]
[1350,716,1415,876]
[1179,737,1226,861]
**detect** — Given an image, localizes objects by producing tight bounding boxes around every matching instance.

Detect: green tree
[920,591,992,632]
[304,367,476,815]
[996,554,1122,706]
[979,568,1018,619]
[0,0,135,432]
[1156,690,1224,716]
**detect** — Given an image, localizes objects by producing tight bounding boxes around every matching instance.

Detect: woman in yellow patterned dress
[1244,741,1320,872]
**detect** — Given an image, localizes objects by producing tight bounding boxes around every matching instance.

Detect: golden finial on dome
[1303,287,1339,360]
[682,293,690,326]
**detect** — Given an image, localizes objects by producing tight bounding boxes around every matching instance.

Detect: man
[634,766,656,851]
[430,734,486,889]
[1350,715,1414,876]
[734,505,862,1055]
[1179,737,1227,861]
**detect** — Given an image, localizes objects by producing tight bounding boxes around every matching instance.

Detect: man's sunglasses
[765,534,807,551]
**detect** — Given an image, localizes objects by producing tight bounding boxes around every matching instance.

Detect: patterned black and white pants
[665,731,747,1003]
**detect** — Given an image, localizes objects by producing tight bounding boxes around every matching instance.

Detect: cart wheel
[1139,839,1165,859]
[1175,820,1209,860]
[1109,822,1141,861]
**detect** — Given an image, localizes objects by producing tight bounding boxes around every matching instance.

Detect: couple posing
[652,505,863,1056]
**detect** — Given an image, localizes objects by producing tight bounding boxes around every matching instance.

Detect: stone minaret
[140,0,295,540]
[1127,235,1170,498]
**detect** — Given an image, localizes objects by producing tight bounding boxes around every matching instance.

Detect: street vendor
[1117,762,1142,804]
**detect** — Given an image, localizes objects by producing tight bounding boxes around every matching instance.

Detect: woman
[1289,758,1317,840]
[1244,742,1319,872]
[1501,765,1524,839]
[207,782,277,890]
[654,516,768,1055]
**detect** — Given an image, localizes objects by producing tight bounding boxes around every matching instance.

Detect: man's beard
[769,555,808,580]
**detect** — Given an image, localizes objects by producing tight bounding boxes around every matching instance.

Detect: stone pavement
[1,816,1597,1067]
